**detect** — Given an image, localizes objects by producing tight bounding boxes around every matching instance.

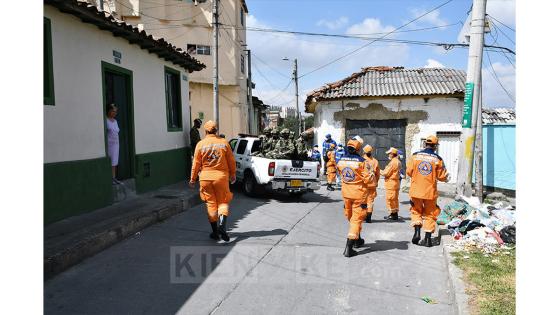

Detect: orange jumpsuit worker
[406,135,449,247]
[380,147,402,221]
[189,120,236,242]
[362,145,380,223]
[337,139,374,257]
[326,143,337,191]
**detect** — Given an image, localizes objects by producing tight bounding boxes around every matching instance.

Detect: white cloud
[316,16,349,30]
[409,8,447,27]
[346,18,395,36]
[246,15,410,107]
[487,0,516,28]
[424,59,445,68]
[482,62,516,107]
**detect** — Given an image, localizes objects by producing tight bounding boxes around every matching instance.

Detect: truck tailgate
[273,160,318,180]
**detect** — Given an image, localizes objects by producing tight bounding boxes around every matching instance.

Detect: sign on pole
[462,82,474,128]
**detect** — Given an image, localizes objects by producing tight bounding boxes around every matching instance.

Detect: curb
[441,229,470,315]
[44,193,202,280]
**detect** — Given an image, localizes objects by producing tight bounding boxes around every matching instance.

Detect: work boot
[343,239,356,257]
[390,212,399,220]
[419,232,433,247]
[365,212,372,223]
[411,226,421,245]
[327,184,335,191]
[209,222,219,240]
[218,215,230,242]
[353,234,365,248]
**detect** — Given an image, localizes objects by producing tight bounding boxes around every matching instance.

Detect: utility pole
[293,58,302,134]
[245,49,254,133]
[212,0,220,127]
[456,0,487,198]
[474,71,484,201]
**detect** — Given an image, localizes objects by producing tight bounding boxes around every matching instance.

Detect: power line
[298,0,456,78]
[489,16,515,45]
[259,79,293,104]
[484,49,515,103]
[252,54,291,79]
[488,32,516,69]
[487,14,516,32]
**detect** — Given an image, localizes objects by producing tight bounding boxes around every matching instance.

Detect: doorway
[346,119,407,169]
[102,62,135,181]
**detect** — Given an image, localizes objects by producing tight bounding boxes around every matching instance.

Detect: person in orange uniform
[406,135,449,247]
[380,147,402,221]
[362,145,380,223]
[337,139,374,257]
[189,121,236,242]
[326,143,337,191]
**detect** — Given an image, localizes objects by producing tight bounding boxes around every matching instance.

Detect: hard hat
[194,118,202,125]
[426,135,439,145]
[281,128,290,134]
[363,144,373,153]
[263,127,271,133]
[347,139,362,151]
[204,120,218,132]
[397,150,403,155]
[385,147,398,155]
[353,135,364,144]
[325,134,331,138]
[313,144,319,148]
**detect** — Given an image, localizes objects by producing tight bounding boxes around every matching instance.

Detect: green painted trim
[44,17,55,105]
[164,66,183,132]
[44,157,113,225]
[101,61,137,179]
[135,147,192,193]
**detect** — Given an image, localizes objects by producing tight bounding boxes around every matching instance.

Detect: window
[164,67,182,131]
[229,139,238,151]
[236,140,248,154]
[240,8,244,26]
[240,54,245,74]
[250,140,261,155]
[186,44,211,56]
[44,17,55,105]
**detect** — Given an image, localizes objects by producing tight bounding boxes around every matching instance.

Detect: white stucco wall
[314,97,462,153]
[44,6,192,163]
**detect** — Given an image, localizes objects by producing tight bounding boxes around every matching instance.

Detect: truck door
[235,139,249,179]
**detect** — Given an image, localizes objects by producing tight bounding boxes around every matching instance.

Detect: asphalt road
[45,185,455,315]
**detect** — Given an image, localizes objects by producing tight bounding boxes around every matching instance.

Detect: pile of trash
[438,195,516,254]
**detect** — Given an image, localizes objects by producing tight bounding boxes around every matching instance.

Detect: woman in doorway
[106,104,120,184]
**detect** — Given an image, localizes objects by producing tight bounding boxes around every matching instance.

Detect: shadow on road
[357,240,409,255]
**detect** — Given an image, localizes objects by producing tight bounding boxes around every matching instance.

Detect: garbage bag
[499,225,516,244]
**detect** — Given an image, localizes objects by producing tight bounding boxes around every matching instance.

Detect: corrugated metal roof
[482,108,515,125]
[305,66,466,111]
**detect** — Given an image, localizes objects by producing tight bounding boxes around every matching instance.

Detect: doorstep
[44,181,202,280]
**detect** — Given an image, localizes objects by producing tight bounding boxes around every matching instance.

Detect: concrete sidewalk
[44,181,202,279]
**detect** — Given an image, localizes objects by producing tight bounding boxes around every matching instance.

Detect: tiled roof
[482,108,516,125]
[305,66,466,112]
[45,0,205,72]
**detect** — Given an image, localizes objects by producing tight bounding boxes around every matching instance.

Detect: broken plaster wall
[314,97,463,163]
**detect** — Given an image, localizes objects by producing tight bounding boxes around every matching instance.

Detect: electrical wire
[298,0,456,78]
[489,16,515,45]
[252,54,290,79]
[487,14,516,32]
[484,50,516,103]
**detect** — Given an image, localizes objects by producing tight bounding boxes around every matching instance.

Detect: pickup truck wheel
[243,172,258,196]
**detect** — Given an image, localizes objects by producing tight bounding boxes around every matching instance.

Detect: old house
[305,66,466,182]
[44,0,204,224]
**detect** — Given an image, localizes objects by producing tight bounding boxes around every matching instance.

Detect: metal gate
[436,132,461,183]
[345,119,407,169]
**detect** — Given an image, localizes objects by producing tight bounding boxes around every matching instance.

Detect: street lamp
[282,57,301,134]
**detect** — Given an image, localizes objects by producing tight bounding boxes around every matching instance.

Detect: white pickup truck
[229,135,321,197]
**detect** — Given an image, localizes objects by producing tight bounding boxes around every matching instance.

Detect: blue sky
[244,0,516,110]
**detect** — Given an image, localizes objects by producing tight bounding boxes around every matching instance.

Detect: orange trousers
[344,198,367,240]
[199,176,233,223]
[327,172,336,184]
[410,197,441,233]
[365,188,377,214]
[385,189,399,213]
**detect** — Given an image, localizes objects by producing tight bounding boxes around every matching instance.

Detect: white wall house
[44,0,204,224]
[305,66,466,183]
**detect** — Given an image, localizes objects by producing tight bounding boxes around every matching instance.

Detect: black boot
[218,215,230,242]
[353,234,365,248]
[419,232,433,247]
[209,221,219,240]
[411,226,421,245]
[365,212,372,223]
[390,212,399,220]
[343,239,356,257]
[327,184,335,191]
